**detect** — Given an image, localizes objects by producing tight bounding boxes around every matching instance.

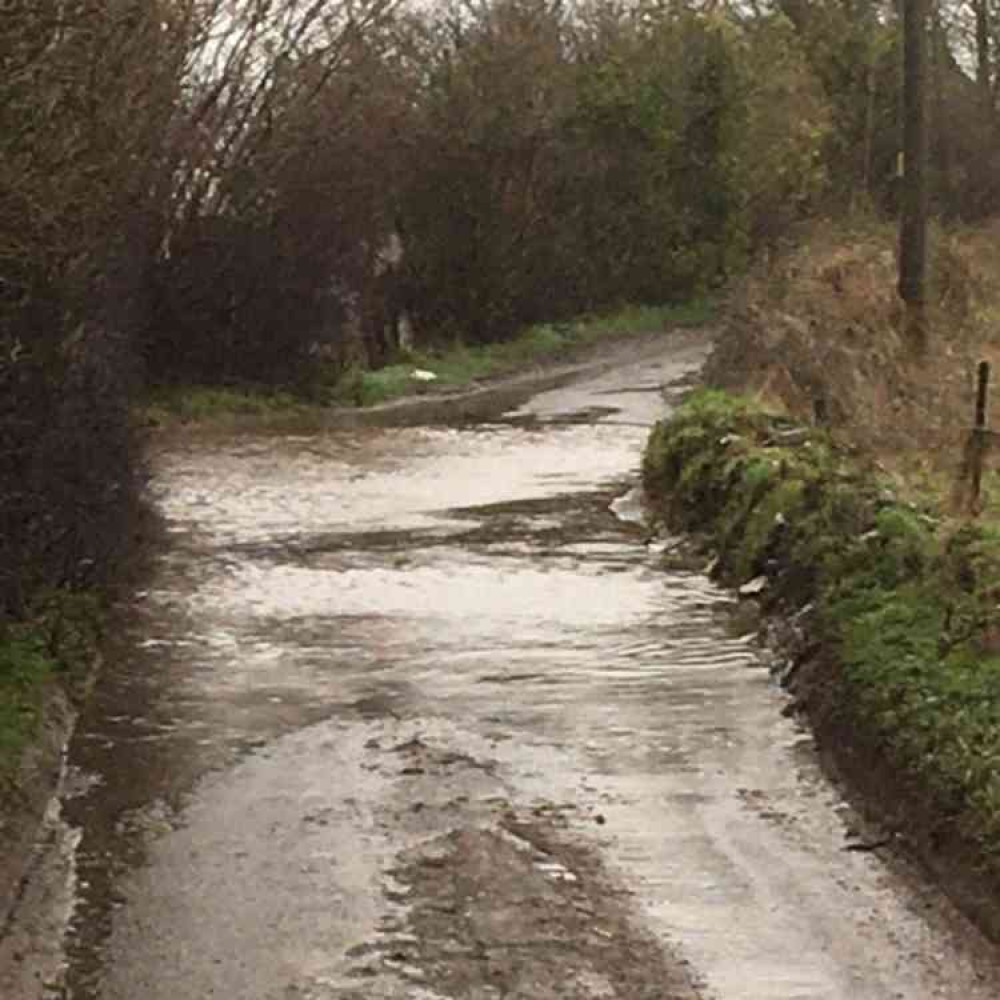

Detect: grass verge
[0,592,103,788]
[143,385,315,427]
[343,300,714,407]
[643,389,1000,928]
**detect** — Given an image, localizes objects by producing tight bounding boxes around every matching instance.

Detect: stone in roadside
[738,575,769,597]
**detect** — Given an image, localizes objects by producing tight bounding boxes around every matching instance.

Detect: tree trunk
[930,9,954,217]
[899,0,929,354]
[974,0,992,116]
[861,55,877,209]
[972,0,998,216]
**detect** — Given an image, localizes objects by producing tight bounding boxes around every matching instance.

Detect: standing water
[2,331,999,999]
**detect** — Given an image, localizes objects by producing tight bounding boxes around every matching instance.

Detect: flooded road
[4,330,1000,999]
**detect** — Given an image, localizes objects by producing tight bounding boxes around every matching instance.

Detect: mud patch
[388,817,703,1000]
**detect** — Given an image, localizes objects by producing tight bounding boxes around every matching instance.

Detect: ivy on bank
[642,389,1000,862]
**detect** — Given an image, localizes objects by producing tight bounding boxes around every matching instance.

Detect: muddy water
[4,332,1000,999]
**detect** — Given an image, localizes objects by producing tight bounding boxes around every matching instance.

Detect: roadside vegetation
[0,595,103,782]
[146,301,715,421]
[337,302,716,405]
[643,216,1000,938]
[7,0,1000,920]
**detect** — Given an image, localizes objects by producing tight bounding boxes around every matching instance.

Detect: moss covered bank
[0,593,106,928]
[643,389,1000,940]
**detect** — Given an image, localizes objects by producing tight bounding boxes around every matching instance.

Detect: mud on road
[4,327,1000,999]
[346,735,701,1000]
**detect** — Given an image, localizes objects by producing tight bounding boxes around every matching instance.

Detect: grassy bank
[0,592,104,787]
[643,389,1000,934]
[145,300,714,425]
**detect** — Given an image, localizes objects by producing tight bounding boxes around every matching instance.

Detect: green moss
[834,577,1000,843]
[732,477,807,580]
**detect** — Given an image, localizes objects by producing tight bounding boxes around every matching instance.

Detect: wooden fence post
[976,361,990,431]
[953,361,993,516]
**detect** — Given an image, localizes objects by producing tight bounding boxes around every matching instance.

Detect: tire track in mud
[351,734,704,1000]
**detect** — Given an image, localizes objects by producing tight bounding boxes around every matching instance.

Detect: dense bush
[0,1,180,622]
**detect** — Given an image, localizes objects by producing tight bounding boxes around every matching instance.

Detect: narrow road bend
[3,329,1000,999]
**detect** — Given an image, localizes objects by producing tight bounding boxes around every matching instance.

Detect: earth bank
[642,220,1000,944]
[0,595,109,937]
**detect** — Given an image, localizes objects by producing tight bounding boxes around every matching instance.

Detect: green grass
[0,629,53,770]
[340,299,716,407]
[0,592,103,781]
[643,389,1000,864]
[144,385,312,426]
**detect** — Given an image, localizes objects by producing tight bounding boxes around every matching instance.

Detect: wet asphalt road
[4,330,1000,999]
